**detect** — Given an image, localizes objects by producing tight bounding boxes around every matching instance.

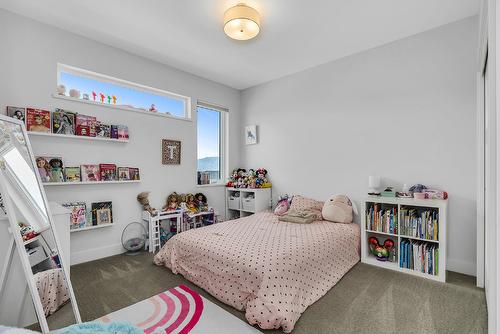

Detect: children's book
[75,114,97,137]
[52,109,76,135]
[129,167,140,180]
[91,201,113,225]
[99,164,117,181]
[95,122,111,138]
[118,167,130,181]
[110,125,119,139]
[62,202,87,230]
[64,166,81,182]
[6,106,26,124]
[26,108,51,133]
[117,125,129,140]
[80,164,100,182]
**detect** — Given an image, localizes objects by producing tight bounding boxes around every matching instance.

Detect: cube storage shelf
[226,187,272,220]
[361,196,447,282]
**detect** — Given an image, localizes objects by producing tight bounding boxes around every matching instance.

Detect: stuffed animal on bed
[274,194,293,216]
[321,195,354,223]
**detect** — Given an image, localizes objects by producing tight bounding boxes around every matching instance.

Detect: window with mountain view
[197,104,226,185]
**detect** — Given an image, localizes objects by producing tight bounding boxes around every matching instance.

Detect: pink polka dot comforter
[154,211,360,333]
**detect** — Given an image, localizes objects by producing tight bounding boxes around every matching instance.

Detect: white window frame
[196,101,228,187]
[57,63,192,120]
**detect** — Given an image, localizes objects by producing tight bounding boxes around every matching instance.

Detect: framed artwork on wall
[162,139,181,164]
[245,125,258,145]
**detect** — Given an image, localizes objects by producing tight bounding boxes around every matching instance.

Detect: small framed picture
[245,125,258,145]
[162,139,181,165]
[6,106,26,124]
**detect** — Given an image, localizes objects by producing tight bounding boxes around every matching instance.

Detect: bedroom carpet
[53,252,486,333]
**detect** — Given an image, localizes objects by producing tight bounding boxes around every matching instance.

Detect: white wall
[240,17,478,275]
[0,9,241,264]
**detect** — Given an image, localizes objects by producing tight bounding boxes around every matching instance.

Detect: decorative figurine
[195,193,208,212]
[107,95,111,104]
[368,237,395,261]
[99,93,105,103]
[82,93,90,100]
[137,192,157,215]
[149,104,157,113]
[185,193,198,213]
[56,84,66,95]
[112,95,117,104]
[92,91,97,101]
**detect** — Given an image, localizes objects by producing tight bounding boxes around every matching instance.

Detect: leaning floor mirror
[0,114,81,332]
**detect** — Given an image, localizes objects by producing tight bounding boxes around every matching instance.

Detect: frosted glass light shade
[224,4,260,41]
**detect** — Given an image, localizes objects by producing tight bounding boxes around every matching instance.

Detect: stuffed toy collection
[226,168,272,188]
[161,192,210,214]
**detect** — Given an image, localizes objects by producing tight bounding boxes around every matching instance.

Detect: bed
[154,211,360,333]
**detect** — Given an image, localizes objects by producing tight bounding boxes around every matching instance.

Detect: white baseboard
[447,258,476,276]
[71,243,124,265]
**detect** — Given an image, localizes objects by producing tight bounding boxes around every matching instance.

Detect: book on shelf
[95,121,111,138]
[400,208,439,241]
[400,239,439,276]
[118,167,130,181]
[62,202,88,230]
[52,109,76,135]
[129,167,140,180]
[75,114,97,137]
[365,204,398,234]
[26,108,51,133]
[117,125,129,140]
[99,164,117,181]
[6,106,26,124]
[80,164,100,182]
[64,166,81,182]
[110,125,119,139]
[91,201,113,226]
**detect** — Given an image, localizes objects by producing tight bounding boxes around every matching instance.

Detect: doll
[137,192,157,215]
[255,168,268,188]
[49,158,65,182]
[195,193,208,212]
[36,157,51,182]
[185,193,198,213]
[163,192,180,212]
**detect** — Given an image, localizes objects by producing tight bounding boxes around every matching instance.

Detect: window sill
[51,94,192,122]
[196,183,226,188]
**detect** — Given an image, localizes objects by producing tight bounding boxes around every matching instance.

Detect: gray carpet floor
[46,252,487,333]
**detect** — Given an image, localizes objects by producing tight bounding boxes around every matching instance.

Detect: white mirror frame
[0,114,81,332]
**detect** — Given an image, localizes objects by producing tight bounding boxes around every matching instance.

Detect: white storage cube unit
[225,187,272,220]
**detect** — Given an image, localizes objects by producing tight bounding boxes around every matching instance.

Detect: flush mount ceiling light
[224,3,260,41]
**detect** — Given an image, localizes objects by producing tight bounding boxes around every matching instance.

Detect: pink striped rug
[97,285,261,333]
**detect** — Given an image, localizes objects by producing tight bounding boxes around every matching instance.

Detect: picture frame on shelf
[6,106,26,124]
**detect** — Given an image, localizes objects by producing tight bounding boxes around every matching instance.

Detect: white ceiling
[0,0,479,90]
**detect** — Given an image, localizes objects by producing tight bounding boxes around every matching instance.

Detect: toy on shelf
[92,91,97,101]
[112,95,117,104]
[69,89,81,99]
[163,192,180,212]
[19,222,38,241]
[36,157,51,182]
[149,104,157,113]
[107,95,111,104]
[56,84,66,96]
[368,236,395,262]
[137,192,157,215]
[185,193,198,214]
[99,93,105,103]
[195,193,208,212]
[82,93,89,100]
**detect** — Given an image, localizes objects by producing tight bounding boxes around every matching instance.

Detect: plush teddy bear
[137,191,157,215]
[321,195,354,223]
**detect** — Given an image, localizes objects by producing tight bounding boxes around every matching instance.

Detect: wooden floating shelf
[43,180,140,186]
[28,131,129,143]
[70,223,113,233]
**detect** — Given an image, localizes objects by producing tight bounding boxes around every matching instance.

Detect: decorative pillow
[321,195,353,223]
[289,195,323,220]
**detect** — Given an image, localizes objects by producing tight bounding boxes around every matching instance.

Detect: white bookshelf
[226,187,272,220]
[70,223,113,233]
[361,196,447,282]
[28,131,129,143]
[43,180,140,186]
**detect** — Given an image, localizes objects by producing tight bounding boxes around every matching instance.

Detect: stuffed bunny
[321,195,354,223]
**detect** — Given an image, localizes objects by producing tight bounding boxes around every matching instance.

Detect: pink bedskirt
[154,211,360,332]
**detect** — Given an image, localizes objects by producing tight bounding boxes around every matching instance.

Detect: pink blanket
[154,212,360,332]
